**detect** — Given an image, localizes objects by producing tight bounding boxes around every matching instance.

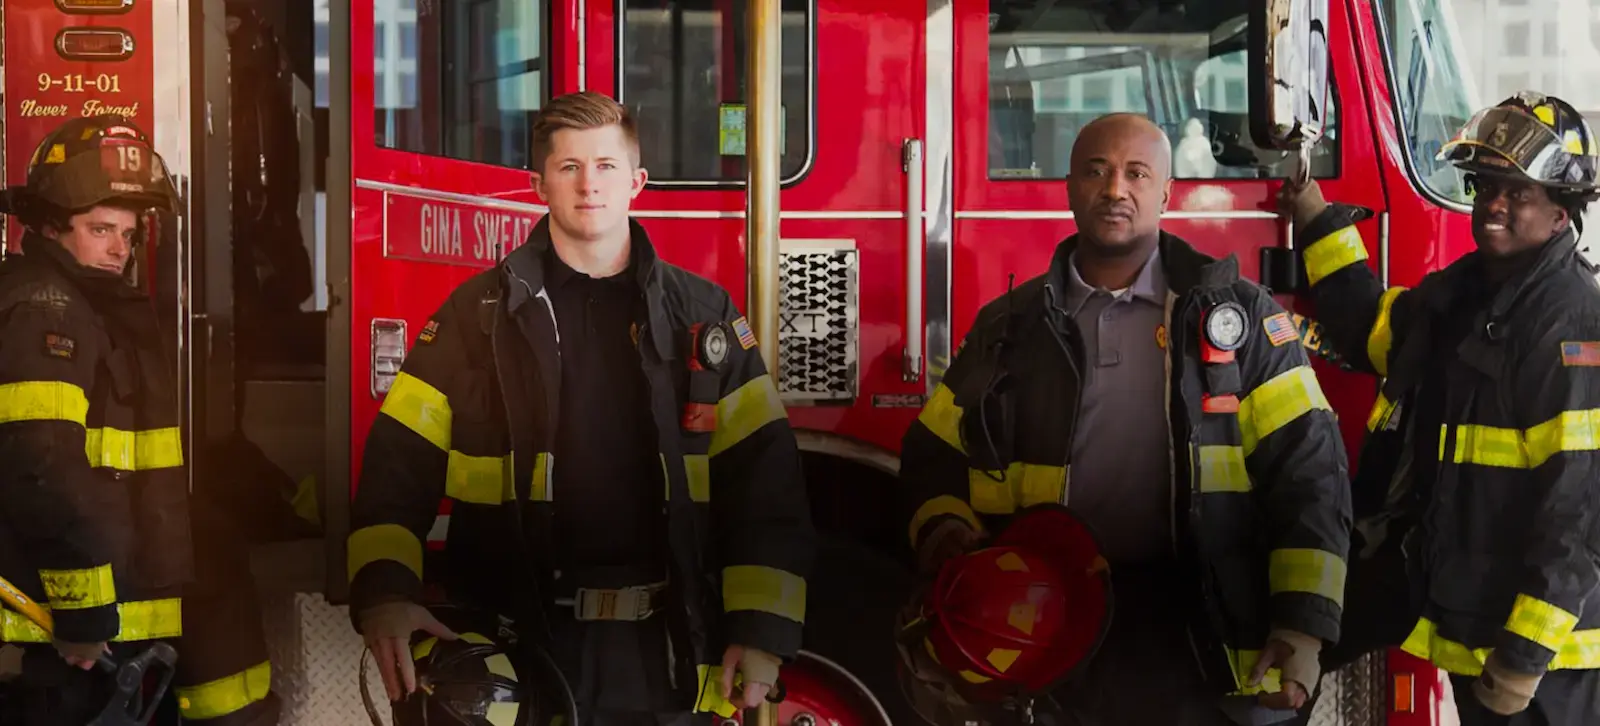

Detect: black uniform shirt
[545,245,665,570]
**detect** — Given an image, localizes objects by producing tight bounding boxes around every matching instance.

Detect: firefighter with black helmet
[0,115,280,725]
[1280,91,1600,723]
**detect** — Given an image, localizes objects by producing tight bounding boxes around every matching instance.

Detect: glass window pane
[1375,0,1480,206]
[987,6,1340,180]
[374,0,546,170]
[619,0,812,182]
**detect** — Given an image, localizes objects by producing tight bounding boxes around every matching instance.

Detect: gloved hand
[1250,629,1322,711]
[1276,177,1329,229]
[359,600,459,702]
[916,520,983,575]
[1473,656,1540,715]
[719,644,781,708]
[53,639,108,671]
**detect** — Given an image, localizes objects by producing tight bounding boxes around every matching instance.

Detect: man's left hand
[1248,630,1323,711]
[1473,657,1540,715]
[720,644,780,708]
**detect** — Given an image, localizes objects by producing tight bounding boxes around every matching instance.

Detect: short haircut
[530,91,641,173]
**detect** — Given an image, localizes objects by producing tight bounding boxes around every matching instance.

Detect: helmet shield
[1438,100,1599,190]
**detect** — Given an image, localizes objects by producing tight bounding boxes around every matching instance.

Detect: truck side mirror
[1248,0,1332,151]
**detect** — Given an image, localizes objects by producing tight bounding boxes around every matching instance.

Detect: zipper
[1042,283,1085,505]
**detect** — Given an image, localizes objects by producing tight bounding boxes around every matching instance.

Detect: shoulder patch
[1262,312,1299,347]
[1560,341,1600,367]
[44,332,75,360]
[731,316,756,350]
[417,319,439,344]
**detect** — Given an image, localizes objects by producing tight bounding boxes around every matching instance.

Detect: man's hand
[720,644,781,709]
[1248,630,1322,711]
[1275,177,1329,230]
[359,600,459,702]
[1472,657,1540,715]
[52,639,108,671]
[917,521,983,575]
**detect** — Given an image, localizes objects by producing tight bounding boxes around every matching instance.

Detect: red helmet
[896,505,1111,725]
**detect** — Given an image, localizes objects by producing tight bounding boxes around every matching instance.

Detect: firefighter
[901,113,1353,725]
[0,115,280,725]
[1279,91,1600,724]
[348,91,815,726]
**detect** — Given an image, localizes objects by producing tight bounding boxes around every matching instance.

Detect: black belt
[549,565,669,622]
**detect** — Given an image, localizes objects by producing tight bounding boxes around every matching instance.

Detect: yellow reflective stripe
[1401,617,1600,675]
[693,665,740,717]
[85,426,183,471]
[723,565,806,624]
[1366,392,1397,432]
[683,454,710,502]
[1197,445,1251,493]
[1446,423,1528,467]
[39,564,115,610]
[1367,287,1405,377]
[380,372,451,450]
[909,495,984,548]
[0,381,89,425]
[347,523,422,583]
[918,384,966,453]
[1268,548,1347,607]
[710,374,787,457]
[1505,594,1580,653]
[1525,409,1600,468]
[1238,366,1331,455]
[176,660,271,720]
[1227,648,1282,695]
[968,463,1066,514]
[531,451,552,502]
[445,451,510,505]
[0,598,182,642]
[1303,226,1368,286]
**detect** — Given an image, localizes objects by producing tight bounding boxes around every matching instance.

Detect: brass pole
[746,0,781,376]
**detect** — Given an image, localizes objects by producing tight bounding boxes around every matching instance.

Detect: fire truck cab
[0,0,1497,723]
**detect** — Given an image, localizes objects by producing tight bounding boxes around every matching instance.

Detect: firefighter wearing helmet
[1281,91,1600,723]
[901,112,1353,725]
[0,116,281,725]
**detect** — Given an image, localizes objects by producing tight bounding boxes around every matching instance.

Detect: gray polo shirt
[1060,249,1173,566]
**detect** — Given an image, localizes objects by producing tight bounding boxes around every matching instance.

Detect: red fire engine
[0,0,1490,723]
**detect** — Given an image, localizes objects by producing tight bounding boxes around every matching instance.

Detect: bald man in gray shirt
[901,114,1352,725]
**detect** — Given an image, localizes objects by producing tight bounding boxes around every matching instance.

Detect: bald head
[1067,113,1174,258]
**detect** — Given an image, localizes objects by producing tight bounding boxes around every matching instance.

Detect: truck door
[950,0,1390,455]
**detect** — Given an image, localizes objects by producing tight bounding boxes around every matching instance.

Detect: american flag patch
[1263,312,1299,347]
[1561,341,1600,366]
[732,316,757,350]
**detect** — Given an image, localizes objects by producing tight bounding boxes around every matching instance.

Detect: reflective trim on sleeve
[445,450,511,505]
[917,384,966,454]
[1367,287,1406,377]
[1268,548,1347,607]
[1303,226,1368,286]
[1197,445,1251,493]
[0,380,89,425]
[39,564,115,610]
[1524,409,1600,468]
[85,426,184,471]
[1366,392,1398,432]
[968,463,1066,514]
[1401,617,1600,675]
[1505,594,1580,653]
[176,660,272,721]
[379,372,452,451]
[1226,648,1283,696]
[347,523,423,583]
[709,374,787,457]
[1238,365,1332,455]
[723,565,806,624]
[1443,411,1600,469]
[909,495,984,548]
[683,454,711,502]
[0,597,182,643]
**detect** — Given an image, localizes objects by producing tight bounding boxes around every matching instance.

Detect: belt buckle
[574,585,656,622]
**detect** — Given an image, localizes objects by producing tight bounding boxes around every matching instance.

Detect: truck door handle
[903,138,924,383]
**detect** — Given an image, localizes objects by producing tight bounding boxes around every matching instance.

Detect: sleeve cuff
[51,604,119,644]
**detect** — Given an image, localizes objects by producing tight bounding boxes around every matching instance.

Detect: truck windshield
[1376,0,1481,208]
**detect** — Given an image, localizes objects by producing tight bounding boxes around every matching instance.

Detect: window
[375,0,546,170]
[1504,23,1529,56]
[987,4,1339,180]
[619,0,811,183]
[1376,0,1480,207]
[1542,21,1560,56]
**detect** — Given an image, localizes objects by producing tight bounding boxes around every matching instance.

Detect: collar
[1420,226,1582,320]
[543,237,640,292]
[501,215,673,359]
[1046,230,1233,311]
[19,232,143,300]
[1061,246,1166,313]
